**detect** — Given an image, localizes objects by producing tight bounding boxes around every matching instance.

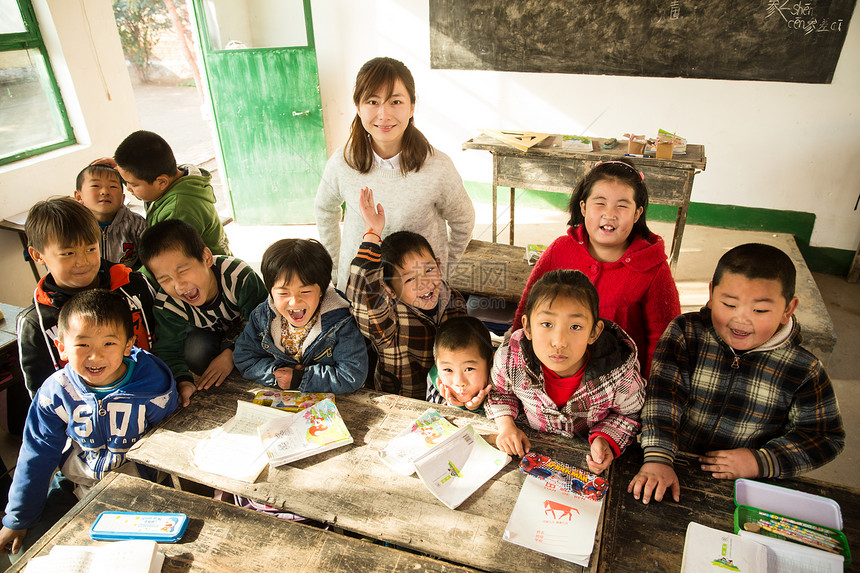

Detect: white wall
[0,0,138,306]
[312,0,860,252]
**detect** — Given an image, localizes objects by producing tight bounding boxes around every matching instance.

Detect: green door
[192,0,326,224]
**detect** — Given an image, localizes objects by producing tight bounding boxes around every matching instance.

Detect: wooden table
[0,216,40,282]
[462,134,707,273]
[0,303,27,437]
[450,239,532,303]
[127,375,598,572]
[598,444,860,572]
[6,472,478,573]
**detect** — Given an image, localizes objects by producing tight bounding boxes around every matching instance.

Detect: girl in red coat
[513,160,680,377]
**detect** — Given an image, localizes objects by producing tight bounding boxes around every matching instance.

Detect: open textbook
[192,400,291,482]
[412,424,510,510]
[504,475,604,566]
[378,408,459,475]
[258,398,353,467]
[24,539,164,573]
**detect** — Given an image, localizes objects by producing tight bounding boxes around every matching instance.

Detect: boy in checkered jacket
[345,187,466,399]
[628,243,844,504]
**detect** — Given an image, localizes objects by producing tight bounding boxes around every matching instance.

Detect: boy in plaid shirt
[629,243,844,504]
[345,187,466,399]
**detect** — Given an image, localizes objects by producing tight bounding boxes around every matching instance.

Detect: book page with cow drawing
[503,475,603,566]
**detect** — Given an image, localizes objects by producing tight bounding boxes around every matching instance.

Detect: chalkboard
[429,0,856,83]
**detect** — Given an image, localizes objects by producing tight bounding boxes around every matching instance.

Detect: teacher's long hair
[344,57,432,175]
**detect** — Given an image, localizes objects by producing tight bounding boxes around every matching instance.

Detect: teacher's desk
[462,134,707,273]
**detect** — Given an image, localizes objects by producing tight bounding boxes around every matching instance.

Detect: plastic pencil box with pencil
[733,478,850,564]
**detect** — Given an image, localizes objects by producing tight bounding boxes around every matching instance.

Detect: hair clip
[596,160,645,181]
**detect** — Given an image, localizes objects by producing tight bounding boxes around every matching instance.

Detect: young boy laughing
[345,187,467,399]
[1,290,183,558]
[628,243,844,504]
[139,220,267,392]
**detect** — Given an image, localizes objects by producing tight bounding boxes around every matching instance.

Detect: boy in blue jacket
[234,238,367,393]
[0,290,188,558]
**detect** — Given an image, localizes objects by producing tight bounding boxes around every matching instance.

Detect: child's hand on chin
[586,436,614,475]
[442,383,491,411]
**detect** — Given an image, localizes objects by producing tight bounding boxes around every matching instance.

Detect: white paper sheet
[192,400,292,482]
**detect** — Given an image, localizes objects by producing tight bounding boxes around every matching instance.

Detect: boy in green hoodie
[113,130,231,256]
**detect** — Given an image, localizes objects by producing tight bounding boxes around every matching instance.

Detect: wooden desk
[0,217,40,282]
[0,303,22,354]
[0,303,27,436]
[6,472,479,573]
[462,134,707,273]
[127,375,597,572]
[597,444,860,572]
[450,239,531,303]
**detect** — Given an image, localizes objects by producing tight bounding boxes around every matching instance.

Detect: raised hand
[358,187,385,238]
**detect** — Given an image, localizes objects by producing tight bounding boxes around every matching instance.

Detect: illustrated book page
[681,521,768,573]
[378,408,458,475]
[258,398,352,467]
[252,389,335,412]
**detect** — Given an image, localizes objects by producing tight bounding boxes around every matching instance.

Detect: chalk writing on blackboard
[769,1,846,34]
[429,0,856,83]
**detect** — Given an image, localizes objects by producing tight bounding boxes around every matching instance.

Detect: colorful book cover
[518,453,608,501]
[258,399,353,467]
[524,244,547,266]
[378,408,459,476]
[561,135,593,151]
[412,425,510,510]
[503,475,604,566]
[253,389,335,412]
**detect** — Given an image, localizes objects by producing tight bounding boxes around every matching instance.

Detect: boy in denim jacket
[234,239,367,393]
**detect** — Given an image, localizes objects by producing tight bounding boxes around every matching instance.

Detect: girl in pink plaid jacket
[486,269,646,475]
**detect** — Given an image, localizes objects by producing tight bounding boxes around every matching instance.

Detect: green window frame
[0,0,76,166]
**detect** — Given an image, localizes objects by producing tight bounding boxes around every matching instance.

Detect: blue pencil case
[90,511,189,542]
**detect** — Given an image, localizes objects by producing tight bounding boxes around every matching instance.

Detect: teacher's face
[357,78,415,158]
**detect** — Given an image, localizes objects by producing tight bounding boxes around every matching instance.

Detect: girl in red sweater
[513,160,680,377]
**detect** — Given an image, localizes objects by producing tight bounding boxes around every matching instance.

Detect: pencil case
[733,479,850,564]
[90,511,189,542]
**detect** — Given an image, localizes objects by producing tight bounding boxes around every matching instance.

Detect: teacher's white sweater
[314,146,476,291]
